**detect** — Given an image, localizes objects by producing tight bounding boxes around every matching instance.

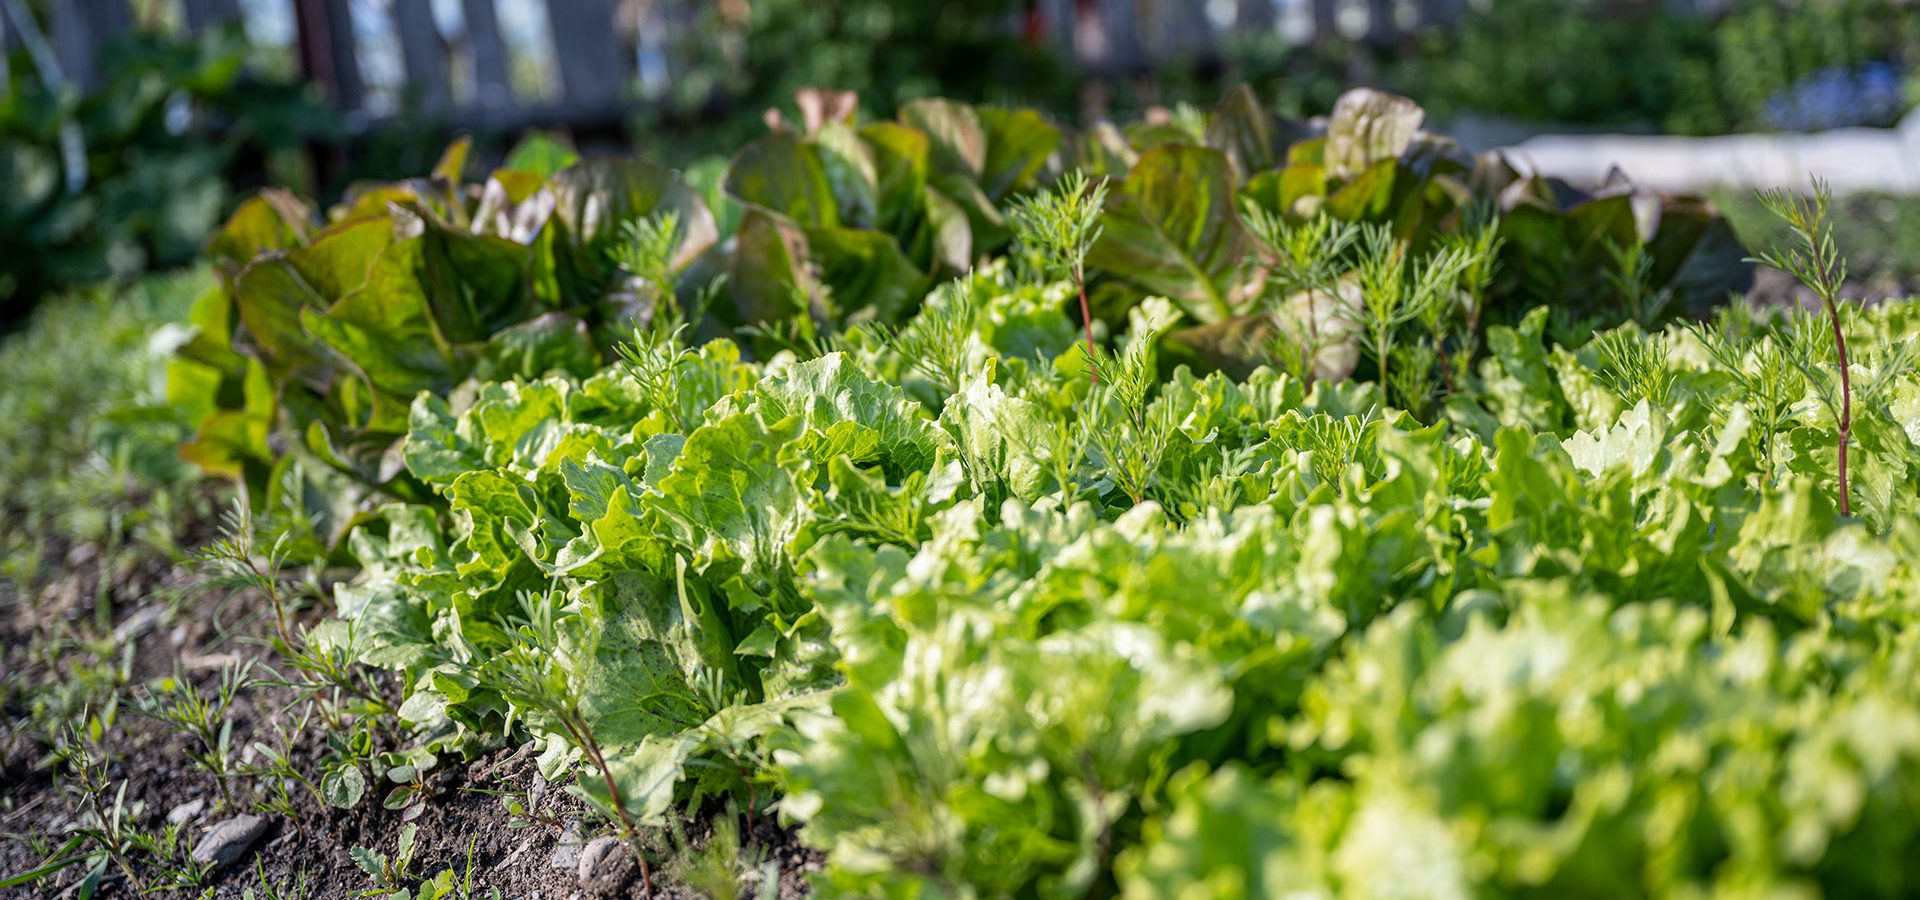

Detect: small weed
[877,278,981,394]
[194,500,311,648]
[23,729,213,893]
[351,822,421,896]
[1591,328,1676,408]
[242,860,311,900]
[242,711,333,823]
[1010,170,1110,378]
[135,660,254,809]
[670,807,770,900]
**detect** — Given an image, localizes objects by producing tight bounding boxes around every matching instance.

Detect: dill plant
[1276,410,1385,487]
[1591,328,1676,409]
[1239,204,1361,386]
[1437,207,1503,390]
[1088,328,1172,506]
[1010,170,1109,382]
[1749,180,1854,515]
[877,278,980,394]
[1350,225,1471,411]
[740,304,841,361]
[611,210,688,337]
[612,211,682,295]
[616,324,722,435]
[612,209,727,346]
[1692,306,1804,482]
[1605,238,1674,328]
[1169,103,1211,142]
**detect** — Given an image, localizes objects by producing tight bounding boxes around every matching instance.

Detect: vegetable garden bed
[6,83,1920,898]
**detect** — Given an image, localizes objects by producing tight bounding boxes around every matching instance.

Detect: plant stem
[1825,297,1852,516]
[1302,285,1322,388]
[1074,265,1096,385]
[567,720,653,897]
[1374,333,1391,400]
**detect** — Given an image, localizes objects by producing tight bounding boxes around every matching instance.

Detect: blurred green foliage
[0,270,212,593]
[1131,0,1920,136]
[629,0,1071,164]
[0,25,336,320]
[1397,0,1920,133]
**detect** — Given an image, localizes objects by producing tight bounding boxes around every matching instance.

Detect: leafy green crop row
[292,241,1920,894]
[149,83,1920,896]
[168,85,1749,546]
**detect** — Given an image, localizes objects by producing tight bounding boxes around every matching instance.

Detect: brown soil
[1,507,821,899]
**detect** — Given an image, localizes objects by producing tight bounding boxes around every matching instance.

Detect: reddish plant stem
[567,720,653,898]
[1825,297,1853,516]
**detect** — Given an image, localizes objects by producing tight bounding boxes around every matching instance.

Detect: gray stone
[528,772,548,814]
[165,798,206,827]
[493,834,535,872]
[190,814,267,870]
[549,818,585,871]
[576,836,637,897]
[112,604,165,642]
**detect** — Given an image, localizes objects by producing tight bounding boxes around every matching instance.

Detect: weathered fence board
[1152,0,1219,60]
[8,0,1499,132]
[392,0,449,110]
[1312,0,1341,41]
[1366,0,1396,44]
[544,0,629,113]
[48,0,132,88]
[181,0,242,32]
[291,0,364,111]
[16,0,1828,143]
[460,0,510,107]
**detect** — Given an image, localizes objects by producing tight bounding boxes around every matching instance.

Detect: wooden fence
[3,0,1733,133]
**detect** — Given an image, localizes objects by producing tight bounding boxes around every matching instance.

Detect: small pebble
[549,818,585,871]
[576,835,637,897]
[529,771,548,813]
[112,604,166,642]
[191,814,268,870]
[165,799,206,827]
